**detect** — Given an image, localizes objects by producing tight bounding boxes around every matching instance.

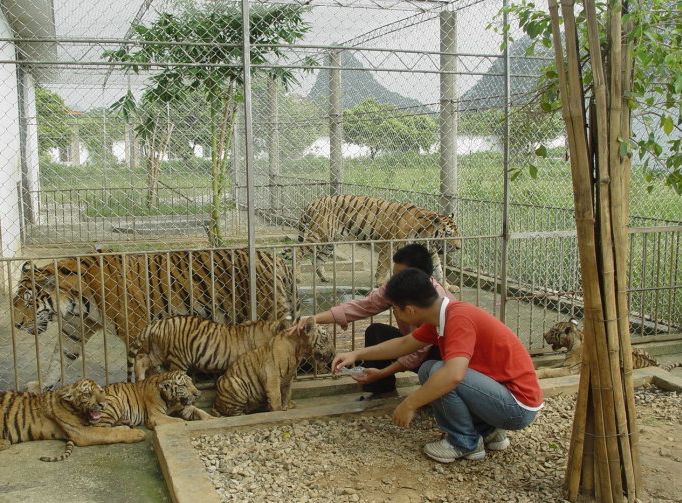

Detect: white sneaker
[484,429,510,451]
[423,437,486,463]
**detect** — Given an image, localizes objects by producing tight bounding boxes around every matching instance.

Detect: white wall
[0,10,22,260]
[22,71,41,220]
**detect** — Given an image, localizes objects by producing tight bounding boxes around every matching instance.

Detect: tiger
[127,317,290,382]
[536,318,682,379]
[12,248,297,390]
[0,378,145,463]
[213,317,335,416]
[96,370,212,430]
[291,195,461,290]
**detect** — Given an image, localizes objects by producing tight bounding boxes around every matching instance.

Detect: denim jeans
[418,360,539,451]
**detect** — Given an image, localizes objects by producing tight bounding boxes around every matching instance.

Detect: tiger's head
[56,378,108,425]
[430,213,462,266]
[293,317,335,368]
[13,261,90,335]
[543,318,582,351]
[158,371,201,408]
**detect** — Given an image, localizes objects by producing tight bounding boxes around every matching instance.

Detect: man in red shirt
[333,268,543,462]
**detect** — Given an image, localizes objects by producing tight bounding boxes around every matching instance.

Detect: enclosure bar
[332,244,338,349]
[241,0,258,320]
[6,263,20,389]
[268,76,280,212]
[291,247,298,320]
[144,254,151,323]
[499,0,511,323]
[27,264,44,388]
[351,243,356,351]
[209,250,217,319]
[230,250,237,323]
[369,243,375,325]
[76,258,86,378]
[389,241,395,326]
[329,49,343,197]
[52,260,66,386]
[188,251,195,315]
[98,255,110,385]
[439,7,458,215]
[121,255,131,367]
[166,252,173,316]
[272,247,278,319]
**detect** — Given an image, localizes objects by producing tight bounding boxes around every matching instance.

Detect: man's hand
[352,367,383,384]
[392,399,416,428]
[332,351,358,374]
[287,316,310,335]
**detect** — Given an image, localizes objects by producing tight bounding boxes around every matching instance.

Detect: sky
[40,0,507,111]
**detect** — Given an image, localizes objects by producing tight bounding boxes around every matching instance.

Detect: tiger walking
[127,317,290,382]
[293,195,461,291]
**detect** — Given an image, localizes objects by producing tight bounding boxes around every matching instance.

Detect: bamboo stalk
[583,0,634,497]
[617,3,642,494]
[553,0,617,499]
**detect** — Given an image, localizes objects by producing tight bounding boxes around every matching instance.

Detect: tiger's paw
[0,439,11,451]
[286,400,296,410]
[25,381,44,394]
[446,284,460,294]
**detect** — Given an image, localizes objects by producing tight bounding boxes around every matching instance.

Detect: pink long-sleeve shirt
[330,278,455,369]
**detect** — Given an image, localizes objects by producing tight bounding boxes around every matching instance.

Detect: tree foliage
[35,86,72,153]
[494,0,682,194]
[105,3,313,243]
[343,98,437,158]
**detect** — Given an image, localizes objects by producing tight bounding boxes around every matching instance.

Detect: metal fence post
[241,0,258,320]
[439,8,458,216]
[329,49,343,196]
[500,0,511,323]
[268,75,280,213]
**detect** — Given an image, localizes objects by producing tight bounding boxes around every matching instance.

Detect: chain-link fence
[0,0,680,390]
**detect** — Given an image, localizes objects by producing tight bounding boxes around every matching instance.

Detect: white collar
[437,297,450,338]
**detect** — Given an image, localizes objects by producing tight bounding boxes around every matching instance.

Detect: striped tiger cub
[127,317,291,382]
[293,195,461,289]
[0,378,145,463]
[96,371,212,430]
[12,248,297,390]
[213,318,335,416]
[537,318,682,379]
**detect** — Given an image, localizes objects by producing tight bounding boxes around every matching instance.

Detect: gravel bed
[193,386,682,503]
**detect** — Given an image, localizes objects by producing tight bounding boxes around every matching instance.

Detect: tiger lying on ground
[536,318,682,379]
[213,317,335,416]
[0,378,145,463]
[293,195,461,290]
[96,371,212,430]
[12,248,296,390]
[127,317,290,382]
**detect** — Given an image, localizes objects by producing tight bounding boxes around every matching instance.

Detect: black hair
[385,268,439,309]
[392,243,434,276]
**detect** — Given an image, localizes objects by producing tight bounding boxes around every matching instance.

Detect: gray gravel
[193,386,682,503]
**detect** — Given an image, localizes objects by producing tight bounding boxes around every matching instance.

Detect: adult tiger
[96,370,212,430]
[127,317,290,382]
[0,378,145,462]
[12,248,296,390]
[293,195,461,289]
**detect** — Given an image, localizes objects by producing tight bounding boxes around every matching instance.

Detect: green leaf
[535,145,548,158]
[661,115,674,135]
[528,164,539,179]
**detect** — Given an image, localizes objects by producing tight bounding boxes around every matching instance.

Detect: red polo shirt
[412,298,544,408]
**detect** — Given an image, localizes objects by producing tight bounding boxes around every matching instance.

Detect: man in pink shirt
[291,244,454,400]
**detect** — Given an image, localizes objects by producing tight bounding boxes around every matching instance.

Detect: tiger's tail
[660,361,682,372]
[40,440,74,462]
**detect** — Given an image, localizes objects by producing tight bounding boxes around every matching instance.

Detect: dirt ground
[194,386,682,503]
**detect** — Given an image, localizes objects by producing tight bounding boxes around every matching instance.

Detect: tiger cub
[127,317,291,382]
[537,318,682,379]
[0,378,145,463]
[213,318,335,416]
[96,371,212,430]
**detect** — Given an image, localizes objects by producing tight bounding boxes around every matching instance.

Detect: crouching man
[332,268,543,462]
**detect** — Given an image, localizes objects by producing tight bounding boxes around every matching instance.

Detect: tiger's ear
[275,318,292,332]
[569,318,579,326]
[433,217,441,225]
[302,316,316,334]
[21,261,32,273]
[158,380,173,394]
[58,386,77,404]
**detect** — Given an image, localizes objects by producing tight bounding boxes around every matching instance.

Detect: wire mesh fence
[0,0,680,390]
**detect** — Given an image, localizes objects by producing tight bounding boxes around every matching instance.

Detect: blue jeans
[418,360,539,451]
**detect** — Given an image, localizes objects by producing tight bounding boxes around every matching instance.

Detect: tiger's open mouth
[88,410,103,423]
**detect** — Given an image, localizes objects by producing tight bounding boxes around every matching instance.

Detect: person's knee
[418,360,443,385]
[364,323,385,346]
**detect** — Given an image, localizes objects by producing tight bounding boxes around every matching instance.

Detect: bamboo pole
[583,0,634,497]
[558,1,614,498]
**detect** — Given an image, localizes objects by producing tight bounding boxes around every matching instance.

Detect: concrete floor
[0,431,169,503]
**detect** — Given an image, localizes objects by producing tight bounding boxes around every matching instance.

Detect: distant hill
[459,36,552,111]
[308,52,427,111]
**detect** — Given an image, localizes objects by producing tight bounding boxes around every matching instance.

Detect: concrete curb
[154,367,677,503]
